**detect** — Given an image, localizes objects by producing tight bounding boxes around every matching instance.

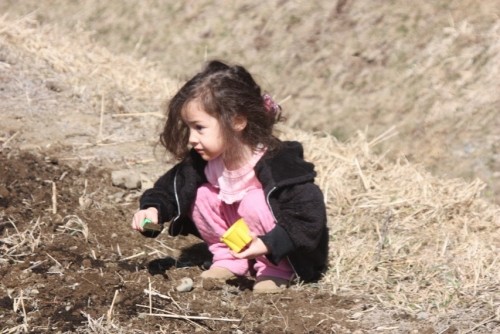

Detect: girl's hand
[131,207,159,232]
[232,233,269,259]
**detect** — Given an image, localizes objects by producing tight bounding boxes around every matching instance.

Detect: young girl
[131,60,328,294]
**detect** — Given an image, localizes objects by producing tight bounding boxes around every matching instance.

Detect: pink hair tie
[262,93,282,119]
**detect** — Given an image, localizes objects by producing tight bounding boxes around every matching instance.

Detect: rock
[417,312,429,320]
[140,174,154,191]
[111,170,141,189]
[18,143,41,153]
[79,195,93,209]
[45,79,66,92]
[82,259,92,269]
[350,311,363,319]
[176,277,194,292]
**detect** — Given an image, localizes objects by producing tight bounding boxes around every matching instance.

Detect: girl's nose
[188,131,197,146]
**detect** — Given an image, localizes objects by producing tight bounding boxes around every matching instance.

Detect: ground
[0,151,438,333]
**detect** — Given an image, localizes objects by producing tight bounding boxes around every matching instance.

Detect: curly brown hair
[160,60,283,161]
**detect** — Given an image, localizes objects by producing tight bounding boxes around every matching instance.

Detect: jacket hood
[255,141,317,191]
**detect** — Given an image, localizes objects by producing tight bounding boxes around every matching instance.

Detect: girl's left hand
[232,233,269,259]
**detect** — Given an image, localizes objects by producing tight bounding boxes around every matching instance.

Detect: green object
[141,218,162,232]
[141,218,152,228]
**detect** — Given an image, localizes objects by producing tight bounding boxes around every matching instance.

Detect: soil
[0,151,436,333]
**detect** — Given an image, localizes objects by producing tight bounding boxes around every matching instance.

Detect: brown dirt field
[0,152,439,333]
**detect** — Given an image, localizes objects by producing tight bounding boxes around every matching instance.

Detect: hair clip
[262,94,282,119]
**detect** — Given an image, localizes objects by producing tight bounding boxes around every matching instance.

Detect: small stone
[111,170,141,190]
[140,174,154,190]
[176,277,194,292]
[47,265,64,274]
[18,143,41,152]
[109,191,125,200]
[79,195,93,209]
[417,312,429,320]
[350,311,363,319]
[82,259,92,269]
[45,79,66,92]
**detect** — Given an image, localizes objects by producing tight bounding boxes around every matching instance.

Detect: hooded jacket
[140,141,329,282]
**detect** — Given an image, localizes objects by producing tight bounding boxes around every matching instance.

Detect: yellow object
[221,218,252,252]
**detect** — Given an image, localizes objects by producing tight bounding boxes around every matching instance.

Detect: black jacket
[140,141,329,282]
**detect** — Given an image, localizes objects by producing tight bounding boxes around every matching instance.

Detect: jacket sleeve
[139,164,180,227]
[139,150,207,237]
[260,182,327,265]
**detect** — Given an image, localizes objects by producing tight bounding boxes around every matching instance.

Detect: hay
[282,126,499,315]
[4,0,499,201]
[0,14,176,114]
[0,217,43,265]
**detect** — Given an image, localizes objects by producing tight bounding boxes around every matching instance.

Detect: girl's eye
[195,125,204,131]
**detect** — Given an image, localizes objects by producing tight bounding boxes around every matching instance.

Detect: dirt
[0,151,438,333]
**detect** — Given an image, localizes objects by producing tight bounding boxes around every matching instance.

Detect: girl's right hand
[131,207,159,232]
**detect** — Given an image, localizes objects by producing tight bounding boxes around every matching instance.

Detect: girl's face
[182,100,225,161]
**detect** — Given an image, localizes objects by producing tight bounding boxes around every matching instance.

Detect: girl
[132,60,328,294]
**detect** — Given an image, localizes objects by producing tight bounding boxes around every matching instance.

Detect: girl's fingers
[232,249,246,259]
[131,213,144,231]
[131,207,159,231]
[231,237,269,259]
[145,207,159,223]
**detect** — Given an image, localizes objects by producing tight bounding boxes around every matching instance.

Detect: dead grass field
[2,0,499,202]
[0,1,499,333]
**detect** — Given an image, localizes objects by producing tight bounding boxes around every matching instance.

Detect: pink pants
[190,183,293,280]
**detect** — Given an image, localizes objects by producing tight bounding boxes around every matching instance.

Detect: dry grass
[1,7,499,332]
[282,127,499,318]
[0,12,176,107]
[0,217,42,265]
[2,0,499,201]
[57,215,90,242]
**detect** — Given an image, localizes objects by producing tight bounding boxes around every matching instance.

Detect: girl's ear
[232,115,247,132]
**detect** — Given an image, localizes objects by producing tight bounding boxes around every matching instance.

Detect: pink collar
[205,149,265,204]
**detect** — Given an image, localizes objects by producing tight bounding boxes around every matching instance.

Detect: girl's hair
[160,60,283,161]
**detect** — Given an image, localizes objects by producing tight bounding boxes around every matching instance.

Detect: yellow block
[220,218,252,252]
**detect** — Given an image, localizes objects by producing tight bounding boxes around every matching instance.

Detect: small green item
[141,218,162,232]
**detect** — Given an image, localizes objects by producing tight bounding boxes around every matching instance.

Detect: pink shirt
[205,149,265,204]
